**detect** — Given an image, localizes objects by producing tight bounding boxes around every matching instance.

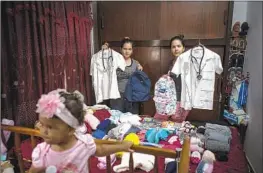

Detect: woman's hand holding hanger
[101,42,109,50]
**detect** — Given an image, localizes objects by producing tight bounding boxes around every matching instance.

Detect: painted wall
[233,1,263,173]
[242,2,263,173]
[232,1,248,27]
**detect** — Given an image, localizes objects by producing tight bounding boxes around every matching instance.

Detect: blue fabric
[196,160,206,173]
[145,128,170,144]
[223,110,238,125]
[92,129,106,139]
[238,81,248,107]
[1,154,7,161]
[155,129,170,144]
[165,161,177,173]
[124,70,151,102]
[97,119,111,132]
[146,128,158,143]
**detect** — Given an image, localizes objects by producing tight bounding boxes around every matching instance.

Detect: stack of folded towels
[204,123,232,153]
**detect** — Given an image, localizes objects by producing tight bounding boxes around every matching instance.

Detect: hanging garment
[90,49,126,103]
[237,80,248,107]
[1,119,14,155]
[171,46,223,110]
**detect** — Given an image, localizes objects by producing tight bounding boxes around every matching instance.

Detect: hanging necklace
[190,45,205,80]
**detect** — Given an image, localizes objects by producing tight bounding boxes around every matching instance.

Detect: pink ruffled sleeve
[31,143,49,168]
[75,133,97,156]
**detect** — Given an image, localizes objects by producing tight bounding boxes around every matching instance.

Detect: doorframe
[220,1,234,120]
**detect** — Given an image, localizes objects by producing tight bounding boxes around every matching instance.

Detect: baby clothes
[165,161,177,173]
[190,151,201,164]
[84,113,100,130]
[92,129,106,139]
[205,131,231,143]
[1,161,14,173]
[145,128,170,144]
[137,130,147,141]
[107,123,139,140]
[205,123,231,136]
[97,154,116,170]
[159,135,182,149]
[119,115,141,126]
[109,110,141,126]
[113,152,155,172]
[1,119,14,155]
[154,113,170,121]
[205,140,230,153]
[170,102,190,123]
[32,134,96,173]
[195,160,214,173]
[97,119,112,131]
[204,123,232,152]
[87,104,110,110]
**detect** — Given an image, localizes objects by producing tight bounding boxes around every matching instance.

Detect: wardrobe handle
[101,15,105,29]
[223,10,227,25]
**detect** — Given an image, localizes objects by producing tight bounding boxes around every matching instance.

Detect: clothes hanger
[198,39,204,47]
[198,39,202,46]
[101,42,114,70]
[193,39,204,51]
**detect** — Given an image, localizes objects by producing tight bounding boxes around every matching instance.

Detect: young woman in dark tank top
[168,35,190,121]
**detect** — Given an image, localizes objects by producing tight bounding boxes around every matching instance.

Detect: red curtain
[1,2,93,126]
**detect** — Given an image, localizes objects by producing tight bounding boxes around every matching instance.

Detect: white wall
[232,1,248,27]
[232,2,263,172]
[242,2,263,173]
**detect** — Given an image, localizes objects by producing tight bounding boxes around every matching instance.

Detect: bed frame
[1,124,190,173]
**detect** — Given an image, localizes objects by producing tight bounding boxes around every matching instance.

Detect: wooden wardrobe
[95,1,233,121]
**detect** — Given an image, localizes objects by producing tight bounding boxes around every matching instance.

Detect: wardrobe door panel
[160,1,229,39]
[99,2,160,41]
[160,47,173,75]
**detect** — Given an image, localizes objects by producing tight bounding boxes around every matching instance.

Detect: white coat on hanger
[90,49,126,103]
[171,46,223,110]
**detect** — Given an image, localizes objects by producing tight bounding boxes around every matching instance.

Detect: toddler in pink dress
[29,89,133,173]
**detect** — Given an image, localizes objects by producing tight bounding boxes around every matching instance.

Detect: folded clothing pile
[92,119,117,139]
[204,123,232,153]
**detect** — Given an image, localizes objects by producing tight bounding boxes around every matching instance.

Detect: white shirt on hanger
[171,46,223,110]
[90,49,126,103]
